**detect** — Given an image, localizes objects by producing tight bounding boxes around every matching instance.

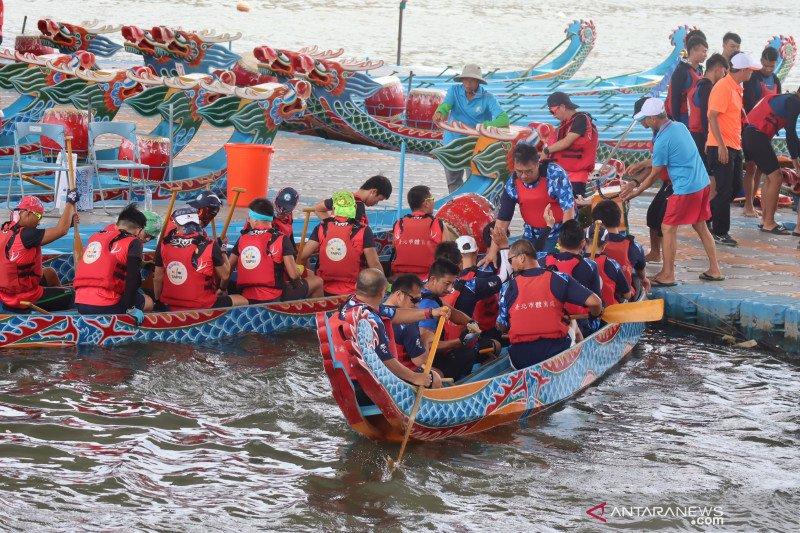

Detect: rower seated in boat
[0,194,78,312]
[383,274,429,370]
[162,190,222,240]
[498,240,602,370]
[586,225,634,307]
[75,204,155,315]
[227,198,323,303]
[331,268,446,400]
[592,200,649,294]
[298,191,382,296]
[418,259,489,381]
[311,175,393,227]
[434,227,512,347]
[390,185,446,279]
[153,207,247,311]
[272,187,299,253]
[541,220,603,336]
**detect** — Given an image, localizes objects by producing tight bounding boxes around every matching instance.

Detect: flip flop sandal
[699,272,725,281]
[650,279,678,287]
[758,224,790,235]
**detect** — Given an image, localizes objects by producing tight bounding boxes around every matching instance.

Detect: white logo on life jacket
[166,260,188,285]
[240,245,261,270]
[82,241,103,264]
[325,237,347,262]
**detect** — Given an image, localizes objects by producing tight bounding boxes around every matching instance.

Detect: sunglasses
[402,291,422,305]
[515,167,539,176]
[548,105,560,116]
[508,253,525,261]
[23,209,43,221]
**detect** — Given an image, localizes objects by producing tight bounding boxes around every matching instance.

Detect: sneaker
[713,233,738,247]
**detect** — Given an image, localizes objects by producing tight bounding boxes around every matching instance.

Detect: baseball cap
[275,187,299,215]
[633,96,649,117]
[455,235,478,254]
[188,190,222,210]
[172,206,200,226]
[17,195,45,215]
[546,91,579,110]
[331,190,356,219]
[142,210,163,238]
[730,52,761,70]
[633,97,665,121]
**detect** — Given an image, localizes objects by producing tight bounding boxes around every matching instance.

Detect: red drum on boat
[406,88,444,130]
[365,76,404,121]
[15,35,54,56]
[41,107,88,156]
[117,135,171,182]
[435,193,494,252]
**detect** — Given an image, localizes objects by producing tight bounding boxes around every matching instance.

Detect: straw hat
[454,64,487,84]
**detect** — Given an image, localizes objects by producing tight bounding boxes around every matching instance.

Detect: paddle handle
[159,189,179,242]
[221,187,246,240]
[65,137,83,258]
[391,311,448,472]
[297,209,312,255]
[20,173,54,191]
[589,220,601,259]
[520,35,570,79]
[21,300,49,314]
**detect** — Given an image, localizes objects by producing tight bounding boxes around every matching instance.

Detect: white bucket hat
[454,64,487,84]
[455,235,478,254]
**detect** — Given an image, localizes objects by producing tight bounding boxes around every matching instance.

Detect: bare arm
[383,358,440,388]
[390,306,450,325]
[363,247,382,270]
[620,165,665,201]
[585,293,603,317]
[296,240,319,266]
[41,204,76,245]
[282,254,300,281]
[479,219,511,267]
[311,200,331,221]
[153,266,164,300]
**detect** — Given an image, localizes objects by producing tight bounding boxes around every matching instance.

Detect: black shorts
[155,294,233,312]
[646,180,674,235]
[77,292,146,315]
[2,287,75,313]
[742,127,779,176]
[282,279,309,301]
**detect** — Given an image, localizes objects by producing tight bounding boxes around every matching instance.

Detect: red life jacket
[552,112,598,183]
[273,214,294,240]
[474,295,499,332]
[393,324,419,370]
[329,301,396,382]
[594,254,620,306]
[760,77,780,100]
[316,217,367,295]
[391,211,443,278]
[74,224,137,305]
[508,270,570,343]
[602,236,634,287]
[236,228,285,301]
[746,94,786,139]
[515,162,565,228]
[687,78,711,134]
[159,232,218,310]
[544,254,589,316]
[0,222,43,308]
[665,64,702,118]
[441,270,475,341]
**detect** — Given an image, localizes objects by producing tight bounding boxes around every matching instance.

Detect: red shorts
[663,185,711,226]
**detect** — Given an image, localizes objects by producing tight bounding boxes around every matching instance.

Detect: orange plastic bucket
[224,143,275,206]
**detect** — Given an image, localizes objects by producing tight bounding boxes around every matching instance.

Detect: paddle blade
[601,299,664,324]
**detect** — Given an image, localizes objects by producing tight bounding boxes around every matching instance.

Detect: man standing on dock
[621,97,723,286]
[432,64,509,192]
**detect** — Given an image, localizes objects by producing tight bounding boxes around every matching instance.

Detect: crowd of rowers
[1,141,648,387]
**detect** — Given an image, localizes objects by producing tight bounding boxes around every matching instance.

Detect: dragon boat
[317,293,649,442]
[0,295,346,349]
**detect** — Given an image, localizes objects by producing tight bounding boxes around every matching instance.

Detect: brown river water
[1,328,799,530]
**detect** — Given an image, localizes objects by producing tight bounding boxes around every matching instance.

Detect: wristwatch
[543,146,550,156]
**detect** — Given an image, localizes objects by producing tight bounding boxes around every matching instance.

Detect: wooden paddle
[589,220,601,259]
[387,310,448,475]
[20,300,49,314]
[65,136,83,258]
[19,173,54,190]
[220,187,246,241]
[159,187,180,242]
[571,299,664,324]
[297,207,314,255]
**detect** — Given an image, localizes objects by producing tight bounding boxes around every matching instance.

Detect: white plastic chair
[88,121,151,214]
[6,122,70,207]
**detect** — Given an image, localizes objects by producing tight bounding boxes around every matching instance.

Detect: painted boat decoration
[0,295,346,349]
[317,296,647,442]
[37,18,123,57]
